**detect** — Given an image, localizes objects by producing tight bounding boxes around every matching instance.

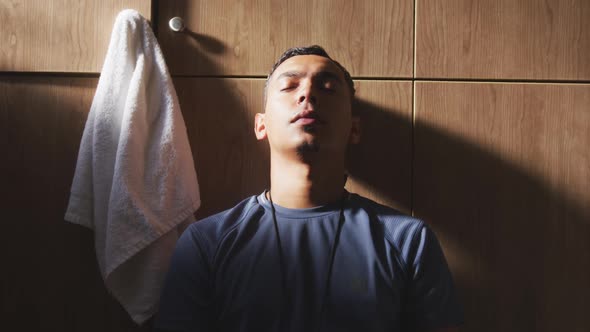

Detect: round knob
[168,17,185,32]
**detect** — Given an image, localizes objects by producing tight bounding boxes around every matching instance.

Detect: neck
[269,153,346,209]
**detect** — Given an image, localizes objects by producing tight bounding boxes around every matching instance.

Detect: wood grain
[0,76,152,331]
[345,80,413,213]
[416,0,590,80]
[0,0,151,72]
[414,82,590,332]
[173,78,270,218]
[158,0,413,77]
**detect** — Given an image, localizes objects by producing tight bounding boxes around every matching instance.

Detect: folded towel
[65,9,200,324]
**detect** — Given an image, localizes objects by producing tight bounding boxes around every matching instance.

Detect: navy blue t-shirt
[155,191,463,332]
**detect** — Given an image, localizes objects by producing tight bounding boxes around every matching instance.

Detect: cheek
[330,102,354,133]
[263,106,288,137]
[266,98,297,129]
[327,98,352,120]
[266,92,292,113]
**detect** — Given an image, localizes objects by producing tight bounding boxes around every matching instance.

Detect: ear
[348,116,361,144]
[254,113,267,140]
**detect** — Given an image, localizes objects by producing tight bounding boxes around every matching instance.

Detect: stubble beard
[296,124,320,159]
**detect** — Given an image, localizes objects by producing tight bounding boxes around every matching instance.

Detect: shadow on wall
[349,97,589,332]
[347,97,412,213]
[182,30,226,56]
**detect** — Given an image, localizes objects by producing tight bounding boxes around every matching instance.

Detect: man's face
[256,55,357,157]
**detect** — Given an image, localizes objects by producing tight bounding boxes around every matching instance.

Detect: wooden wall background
[1,1,589,331]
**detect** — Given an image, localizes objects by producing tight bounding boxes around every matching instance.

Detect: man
[155,46,463,332]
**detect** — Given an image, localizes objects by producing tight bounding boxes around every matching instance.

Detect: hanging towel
[64,9,200,324]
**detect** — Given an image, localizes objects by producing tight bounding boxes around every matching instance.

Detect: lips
[295,117,317,125]
[291,109,325,125]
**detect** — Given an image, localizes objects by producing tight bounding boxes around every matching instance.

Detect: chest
[212,220,407,331]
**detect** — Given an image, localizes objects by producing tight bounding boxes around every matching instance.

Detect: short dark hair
[264,45,356,103]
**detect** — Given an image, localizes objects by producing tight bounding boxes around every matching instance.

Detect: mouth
[291,109,325,125]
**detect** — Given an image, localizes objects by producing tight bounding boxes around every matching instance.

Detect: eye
[279,80,298,92]
[280,85,296,92]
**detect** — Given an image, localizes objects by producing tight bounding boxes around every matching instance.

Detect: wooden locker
[157,0,413,77]
[345,80,413,213]
[414,81,590,332]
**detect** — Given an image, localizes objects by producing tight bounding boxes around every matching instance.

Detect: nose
[297,82,317,105]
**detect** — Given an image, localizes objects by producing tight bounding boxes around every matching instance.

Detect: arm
[404,224,464,331]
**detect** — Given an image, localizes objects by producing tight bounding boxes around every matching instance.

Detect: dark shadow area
[183,29,227,55]
[0,75,150,332]
[347,98,412,212]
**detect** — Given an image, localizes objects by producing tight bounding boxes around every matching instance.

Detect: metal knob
[169,17,185,32]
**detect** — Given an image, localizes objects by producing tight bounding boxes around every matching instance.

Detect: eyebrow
[275,70,344,84]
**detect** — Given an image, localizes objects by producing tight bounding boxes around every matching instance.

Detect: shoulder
[179,195,262,257]
[349,193,426,242]
[191,195,260,233]
[348,193,431,267]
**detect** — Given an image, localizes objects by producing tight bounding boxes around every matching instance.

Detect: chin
[302,124,318,134]
[296,141,320,155]
[284,134,320,156]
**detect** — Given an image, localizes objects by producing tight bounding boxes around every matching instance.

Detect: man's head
[255,45,360,160]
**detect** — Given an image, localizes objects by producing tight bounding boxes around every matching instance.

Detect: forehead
[271,55,345,82]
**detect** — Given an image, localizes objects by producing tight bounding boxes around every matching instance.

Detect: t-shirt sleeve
[154,226,214,332]
[403,224,464,330]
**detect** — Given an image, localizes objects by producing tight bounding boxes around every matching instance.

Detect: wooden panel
[174,78,270,218]
[0,0,151,72]
[0,76,151,331]
[158,0,413,77]
[174,78,412,218]
[414,82,590,332]
[416,0,590,80]
[345,80,413,213]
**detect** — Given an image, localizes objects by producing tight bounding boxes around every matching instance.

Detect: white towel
[64,9,200,324]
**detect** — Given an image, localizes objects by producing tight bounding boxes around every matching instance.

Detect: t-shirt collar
[257,190,349,219]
